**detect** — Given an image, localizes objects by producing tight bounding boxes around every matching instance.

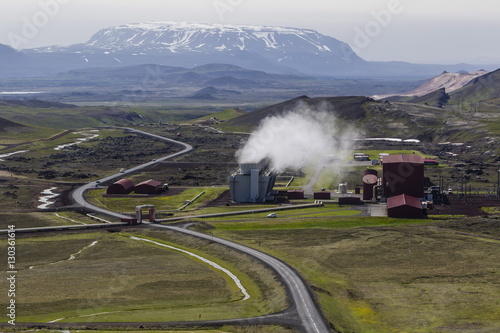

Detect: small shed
[338,197,363,205]
[107,179,135,195]
[287,190,305,199]
[314,191,331,200]
[134,179,164,194]
[387,194,423,218]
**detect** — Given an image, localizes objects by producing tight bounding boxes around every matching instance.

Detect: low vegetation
[203,215,500,333]
[0,229,287,324]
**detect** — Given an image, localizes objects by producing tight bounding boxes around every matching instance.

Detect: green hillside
[407,87,450,108]
[220,96,371,132]
[449,68,500,109]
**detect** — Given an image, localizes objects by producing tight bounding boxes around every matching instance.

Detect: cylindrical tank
[363,174,378,201]
[339,183,347,194]
[365,169,378,176]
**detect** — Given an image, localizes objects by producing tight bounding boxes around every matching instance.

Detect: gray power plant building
[228,161,277,203]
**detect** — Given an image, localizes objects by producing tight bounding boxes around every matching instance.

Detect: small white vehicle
[267,213,277,218]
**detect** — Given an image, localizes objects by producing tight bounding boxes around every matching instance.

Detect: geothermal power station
[228,161,277,203]
[226,154,429,218]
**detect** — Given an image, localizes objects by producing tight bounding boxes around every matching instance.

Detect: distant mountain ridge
[375,70,489,99]
[1,21,499,78]
[32,21,364,76]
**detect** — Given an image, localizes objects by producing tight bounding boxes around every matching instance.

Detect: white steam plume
[236,101,360,172]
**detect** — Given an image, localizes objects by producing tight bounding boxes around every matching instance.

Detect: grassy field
[185,108,246,124]
[0,229,287,324]
[86,187,228,215]
[2,327,297,333]
[0,211,99,230]
[201,215,500,333]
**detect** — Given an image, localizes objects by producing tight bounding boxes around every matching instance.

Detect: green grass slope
[220,95,372,132]
[449,68,500,109]
[407,87,450,108]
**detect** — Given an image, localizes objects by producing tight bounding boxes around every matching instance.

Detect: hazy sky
[1,0,498,64]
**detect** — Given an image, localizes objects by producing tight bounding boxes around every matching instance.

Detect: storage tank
[338,183,348,194]
[363,174,378,201]
[365,169,378,176]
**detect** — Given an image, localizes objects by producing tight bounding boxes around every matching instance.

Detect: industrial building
[381,154,425,218]
[287,190,305,200]
[228,161,277,203]
[134,179,165,194]
[382,154,424,198]
[314,191,331,200]
[387,194,424,218]
[107,179,135,194]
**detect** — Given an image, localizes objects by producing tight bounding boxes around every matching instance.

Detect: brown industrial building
[314,191,331,200]
[382,154,424,198]
[387,194,424,218]
[134,179,164,194]
[107,179,135,194]
[287,190,305,199]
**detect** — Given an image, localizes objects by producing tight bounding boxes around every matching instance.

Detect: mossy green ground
[3,327,297,333]
[204,215,500,333]
[86,187,227,216]
[0,230,287,324]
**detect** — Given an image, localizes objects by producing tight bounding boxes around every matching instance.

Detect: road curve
[148,223,332,333]
[70,127,193,220]
[69,128,332,333]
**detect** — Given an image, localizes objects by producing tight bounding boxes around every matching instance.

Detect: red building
[287,190,305,199]
[134,179,164,194]
[314,191,331,200]
[107,179,135,194]
[382,154,424,198]
[387,194,423,218]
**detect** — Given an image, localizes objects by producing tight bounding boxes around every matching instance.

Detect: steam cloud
[236,101,360,172]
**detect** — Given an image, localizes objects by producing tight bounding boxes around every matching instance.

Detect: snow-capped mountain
[1,22,497,78]
[86,22,352,56]
[31,22,366,75]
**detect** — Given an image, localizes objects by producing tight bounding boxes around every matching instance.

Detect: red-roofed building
[382,154,424,198]
[134,179,164,194]
[387,194,423,218]
[107,179,135,195]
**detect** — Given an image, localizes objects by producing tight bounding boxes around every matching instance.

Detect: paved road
[148,223,332,333]
[70,127,193,220]
[68,128,333,333]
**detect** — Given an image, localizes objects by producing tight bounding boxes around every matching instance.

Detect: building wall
[383,162,424,198]
[388,205,423,218]
[107,179,134,194]
[314,192,331,200]
[134,184,161,194]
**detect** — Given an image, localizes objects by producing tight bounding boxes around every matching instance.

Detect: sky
[1,0,498,64]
